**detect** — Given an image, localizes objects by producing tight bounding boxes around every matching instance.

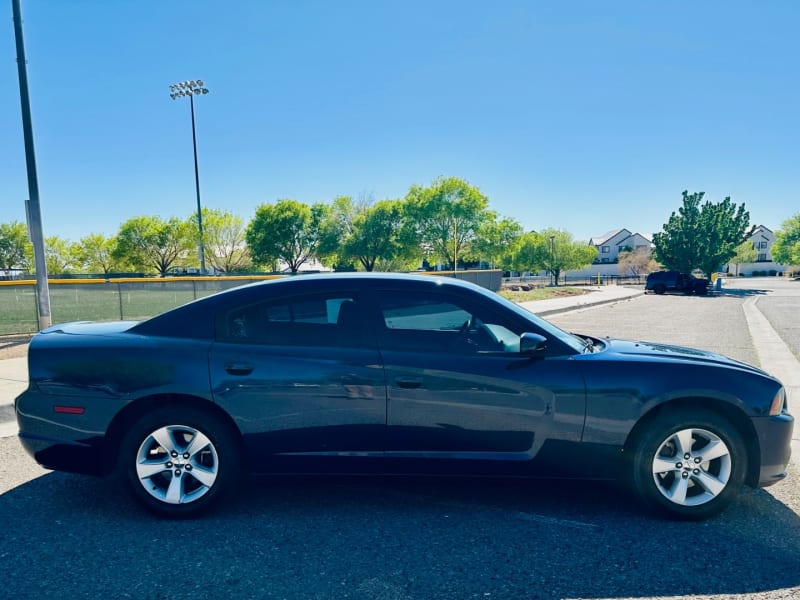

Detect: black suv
[645,271,710,295]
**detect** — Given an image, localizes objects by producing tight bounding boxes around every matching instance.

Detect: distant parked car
[646,271,711,295]
[15,273,792,519]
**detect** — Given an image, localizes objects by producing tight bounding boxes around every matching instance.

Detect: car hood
[598,337,770,377]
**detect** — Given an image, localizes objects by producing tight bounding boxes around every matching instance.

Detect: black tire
[118,406,241,518]
[630,408,747,520]
[653,284,666,295]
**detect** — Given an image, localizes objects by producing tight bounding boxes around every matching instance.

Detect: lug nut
[693,469,700,475]
[682,472,689,478]
[171,451,178,458]
[676,463,683,469]
[694,457,702,464]
[166,462,173,468]
[183,453,190,459]
[684,453,691,460]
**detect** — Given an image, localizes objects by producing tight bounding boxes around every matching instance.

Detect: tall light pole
[549,235,555,286]
[170,80,209,274]
[13,0,51,329]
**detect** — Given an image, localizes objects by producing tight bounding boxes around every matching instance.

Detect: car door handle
[395,377,422,389]
[225,362,254,376]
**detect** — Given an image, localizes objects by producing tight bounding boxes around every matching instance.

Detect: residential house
[588,228,653,264]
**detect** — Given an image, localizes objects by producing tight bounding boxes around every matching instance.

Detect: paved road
[0,279,798,599]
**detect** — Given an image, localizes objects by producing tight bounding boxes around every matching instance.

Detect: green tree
[0,221,31,271]
[45,236,79,275]
[76,233,127,274]
[403,177,491,268]
[513,229,597,285]
[771,213,800,266]
[316,195,363,270]
[728,240,758,276]
[341,200,411,271]
[246,199,327,273]
[197,208,251,273]
[472,215,524,269]
[653,191,751,275]
[113,216,194,275]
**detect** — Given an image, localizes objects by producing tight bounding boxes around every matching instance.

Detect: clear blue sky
[2,0,798,244]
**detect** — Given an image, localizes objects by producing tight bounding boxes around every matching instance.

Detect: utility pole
[13,0,51,329]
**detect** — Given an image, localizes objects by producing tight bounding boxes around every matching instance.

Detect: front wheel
[630,408,747,520]
[653,284,666,295]
[118,407,241,518]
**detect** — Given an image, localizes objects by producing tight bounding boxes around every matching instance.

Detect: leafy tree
[45,236,79,275]
[653,191,750,275]
[772,213,800,266]
[316,196,364,270]
[0,221,31,271]
[728,240,758,276]
[618,247,659,277]
[246,199,327,273]
[403,177,491,268]
[197,208,251,273]
[113,216,194,275]
[513,229,597,285]
[76,233,127,274]
[472,215,524,269]
[341,200,411,271]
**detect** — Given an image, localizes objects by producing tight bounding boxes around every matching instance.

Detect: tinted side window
[377,291,522,354]
[218,293,365,347]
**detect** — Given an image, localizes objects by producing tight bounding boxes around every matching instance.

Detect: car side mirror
[519,332,547,357]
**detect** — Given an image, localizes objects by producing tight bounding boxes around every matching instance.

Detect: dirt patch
[0,336,30,361]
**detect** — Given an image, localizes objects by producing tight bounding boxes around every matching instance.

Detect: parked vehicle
[645,271,711,295]
[15,273,792,519]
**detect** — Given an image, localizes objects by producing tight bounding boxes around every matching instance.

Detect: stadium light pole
[169,80,209,274]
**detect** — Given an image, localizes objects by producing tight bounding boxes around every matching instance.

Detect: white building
[588,228,653,264]
[728,225,787,276]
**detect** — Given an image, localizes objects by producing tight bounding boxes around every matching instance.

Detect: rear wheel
[119,406,241,518]
[653,284,666,295]
[630,408,746,520]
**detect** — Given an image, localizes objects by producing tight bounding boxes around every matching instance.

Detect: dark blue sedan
[15,274,793,519]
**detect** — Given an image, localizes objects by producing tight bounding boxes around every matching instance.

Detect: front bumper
[752,413,794,488]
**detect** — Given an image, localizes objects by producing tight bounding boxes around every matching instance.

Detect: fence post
[117,282,124,320]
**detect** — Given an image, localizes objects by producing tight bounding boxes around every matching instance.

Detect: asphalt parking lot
[0,279,798,599]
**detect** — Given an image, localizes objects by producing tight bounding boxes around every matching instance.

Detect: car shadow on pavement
[1,472,799,599]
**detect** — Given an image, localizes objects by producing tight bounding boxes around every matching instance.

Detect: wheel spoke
[652,456,680,475]
[185,430,212,458]
[137,460,169,479]
[694,470,727,497]
[697,440,729,463]
[668,475,690,504]
[674,429,694,456]
[165,474,184,504]
[151,427,177,454]
[189,465,217,488]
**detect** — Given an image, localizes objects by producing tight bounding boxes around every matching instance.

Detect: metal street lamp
[170,80,209,274]
[549,235,555,286]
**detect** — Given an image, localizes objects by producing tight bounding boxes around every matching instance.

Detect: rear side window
[218,293,364,347]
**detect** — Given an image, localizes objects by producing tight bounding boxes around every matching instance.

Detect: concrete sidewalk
[518,284,644,316]
[0,285,645,438]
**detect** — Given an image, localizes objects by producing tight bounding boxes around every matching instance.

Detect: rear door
[209,290,386,470]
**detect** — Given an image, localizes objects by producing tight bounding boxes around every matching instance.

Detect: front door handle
[225,362,254,376]
[395,376,422,389]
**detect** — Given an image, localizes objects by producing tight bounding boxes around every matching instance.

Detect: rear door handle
[395,377,422,389]
[225,362,254,376]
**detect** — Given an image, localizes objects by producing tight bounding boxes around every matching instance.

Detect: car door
[373,287,585,474]
[209,290,386,471]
